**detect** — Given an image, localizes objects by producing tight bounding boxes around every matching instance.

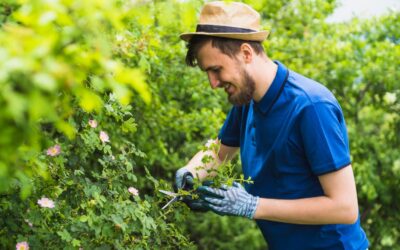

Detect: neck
[252,58,278,102]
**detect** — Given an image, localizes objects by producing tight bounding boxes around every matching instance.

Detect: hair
[185,36,265,67]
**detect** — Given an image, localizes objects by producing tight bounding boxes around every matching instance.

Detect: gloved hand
[196,182,259,219]
[174,168,194,191]
[174,168,209,212]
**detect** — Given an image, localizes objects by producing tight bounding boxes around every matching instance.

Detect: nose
[207,72,220,89]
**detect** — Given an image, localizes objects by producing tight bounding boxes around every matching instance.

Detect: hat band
[196,24,257,33]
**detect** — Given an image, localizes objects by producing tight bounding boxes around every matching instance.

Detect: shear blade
[159,189,178,197]
[162,196,178,210]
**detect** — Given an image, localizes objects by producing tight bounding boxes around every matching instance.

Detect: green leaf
[56,120,76,139]
[57,229,72,242]
[72,239,81,247]
[77,89,103,112]
[79,215,88,222]
[33,72,57,92]
[3,87,27,122]
[114,68,151,104]
[122,118,137,133]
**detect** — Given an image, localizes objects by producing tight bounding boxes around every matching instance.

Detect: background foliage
[0,0,399,249]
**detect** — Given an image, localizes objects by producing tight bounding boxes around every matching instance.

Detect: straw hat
[180,1,269,42]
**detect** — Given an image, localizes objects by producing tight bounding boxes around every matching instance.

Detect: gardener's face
[197,41,255,106]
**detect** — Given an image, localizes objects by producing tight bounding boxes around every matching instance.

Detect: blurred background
[327,0,399,22]
[0,0,399,249]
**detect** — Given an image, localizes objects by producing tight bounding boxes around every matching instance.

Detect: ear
[239,43,253,64]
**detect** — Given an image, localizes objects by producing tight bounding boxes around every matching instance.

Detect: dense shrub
[0,0,399,249]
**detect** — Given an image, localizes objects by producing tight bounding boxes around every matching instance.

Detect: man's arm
[253,164,359,224]
[183,141,239,180]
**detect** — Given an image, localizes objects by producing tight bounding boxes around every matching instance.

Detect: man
[175,1,369,249]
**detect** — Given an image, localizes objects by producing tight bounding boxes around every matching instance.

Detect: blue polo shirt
[218,61,369,250]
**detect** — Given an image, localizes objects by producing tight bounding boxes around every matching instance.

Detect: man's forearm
[183,149,222,180]
[253,165,359,224]
[183,141,239,181]
[253,195,358,225]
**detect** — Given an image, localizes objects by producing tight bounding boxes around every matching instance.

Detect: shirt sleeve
[299,101,351,175]
[218,106,242,147]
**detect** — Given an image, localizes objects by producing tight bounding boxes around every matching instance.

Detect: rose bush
[0,0,399,249]
[1,93,197,249]
[0,0,192,249]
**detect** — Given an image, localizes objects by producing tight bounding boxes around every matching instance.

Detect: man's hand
[197,182,259,219]
[174,168,209,212]
[174,168,194,191]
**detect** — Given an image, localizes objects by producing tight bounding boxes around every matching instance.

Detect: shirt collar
[253,60,289,115]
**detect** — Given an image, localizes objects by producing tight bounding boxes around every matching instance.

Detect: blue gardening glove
[197,182,259,219]
[174,168,210,212]
[174,168,194,191]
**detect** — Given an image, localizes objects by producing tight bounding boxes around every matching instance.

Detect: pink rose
[37,197,55,208]
[128,187,139,196]
[99,131,109,143]
[46,144,61,156]
[16,241,29,250]
[88,119,98,128]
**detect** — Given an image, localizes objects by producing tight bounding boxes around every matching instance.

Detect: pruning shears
[159,172,193,210]
[158,189,185,210]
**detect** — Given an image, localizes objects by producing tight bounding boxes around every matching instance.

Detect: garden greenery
[0,0,399,249]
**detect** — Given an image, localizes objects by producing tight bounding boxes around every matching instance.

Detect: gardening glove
[174,168,210,212]
[196,182,259,219]
[174,168,194,191]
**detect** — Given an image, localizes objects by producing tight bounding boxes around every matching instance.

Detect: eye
[211,67,221,73]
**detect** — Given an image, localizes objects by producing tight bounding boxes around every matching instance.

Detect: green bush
[0,0,399,249]
[0,0,190,249]
[1,95,194,249]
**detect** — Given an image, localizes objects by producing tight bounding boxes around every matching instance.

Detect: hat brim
[179,31,269,42]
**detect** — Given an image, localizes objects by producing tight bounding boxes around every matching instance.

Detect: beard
[227,69,255,106]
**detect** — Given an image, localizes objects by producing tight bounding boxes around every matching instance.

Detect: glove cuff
[246,195,259,219]
[175,168,194,192]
